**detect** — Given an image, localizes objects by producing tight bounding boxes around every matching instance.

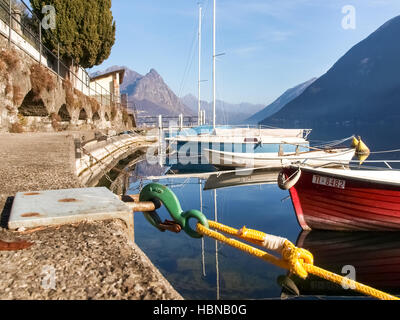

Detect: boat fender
[356,137,370,155]
[351,136,359,148]
[278,169,302,190]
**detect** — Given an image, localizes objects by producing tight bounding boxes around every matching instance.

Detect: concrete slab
[8,187,134,243]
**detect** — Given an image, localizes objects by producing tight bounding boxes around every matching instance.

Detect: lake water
[124,124,400,300]
[127,158,400,300]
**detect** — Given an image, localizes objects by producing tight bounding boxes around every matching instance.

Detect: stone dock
[0,132,182,300]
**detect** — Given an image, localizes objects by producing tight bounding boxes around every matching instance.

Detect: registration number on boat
[312,175,346,189]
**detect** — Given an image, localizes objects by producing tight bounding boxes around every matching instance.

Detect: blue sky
[90,0,400,105]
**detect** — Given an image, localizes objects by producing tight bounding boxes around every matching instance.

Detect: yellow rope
[197,222,289,270]
[196,222,400,301]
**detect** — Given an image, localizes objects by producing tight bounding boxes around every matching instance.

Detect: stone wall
[0,37,134,133]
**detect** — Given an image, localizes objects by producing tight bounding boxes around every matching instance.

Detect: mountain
[181,94,265,125]
[262,15,400,129]
[92,66,194,117]
[246,78,316,125]
[121,68,143,92]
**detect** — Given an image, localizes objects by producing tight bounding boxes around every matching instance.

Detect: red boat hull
[283,167,400,231]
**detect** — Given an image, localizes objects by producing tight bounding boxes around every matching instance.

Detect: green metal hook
[139,183,209,238]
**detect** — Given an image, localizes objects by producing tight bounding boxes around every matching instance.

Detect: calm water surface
[128,160,400,300]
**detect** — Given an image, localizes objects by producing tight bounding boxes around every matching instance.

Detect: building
[90,69,125,106]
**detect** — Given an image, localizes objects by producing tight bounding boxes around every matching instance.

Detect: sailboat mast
[212,0,216,130]
[198,5,202,126]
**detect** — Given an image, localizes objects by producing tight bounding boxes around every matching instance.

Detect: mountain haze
[181,94,265,125]
[246,78,316,124]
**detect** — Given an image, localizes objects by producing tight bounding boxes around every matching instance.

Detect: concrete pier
[0,132,182,300]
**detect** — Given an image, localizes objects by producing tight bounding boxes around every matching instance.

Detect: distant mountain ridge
[91,66,265,122]
[246,78,317,124]
[92,66,194,116]
[181,94,265,125]
[262,15,400,127]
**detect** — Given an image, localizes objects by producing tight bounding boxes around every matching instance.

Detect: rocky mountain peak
[148,68,160,77]
[95,65,193,116]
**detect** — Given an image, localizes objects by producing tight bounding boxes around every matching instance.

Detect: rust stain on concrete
[21,212,41,218]
[58,198,80,203]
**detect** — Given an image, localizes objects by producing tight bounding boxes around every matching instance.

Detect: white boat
[166,0,311,159]
[169,129,310,151]
[204,147,356,169]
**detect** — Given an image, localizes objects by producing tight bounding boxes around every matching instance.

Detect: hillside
[262,15,400,128]
[92,66,194,117]
[246,78,316,124]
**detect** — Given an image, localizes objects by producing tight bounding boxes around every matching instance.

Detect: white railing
[0,0,120,109]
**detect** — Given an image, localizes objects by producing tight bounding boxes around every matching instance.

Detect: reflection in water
[214,189,220,300]
[129,160,299,299]
[204,169,279,191]
[129,159,400,300]
[281,231,400,299]
[199,180,206,278]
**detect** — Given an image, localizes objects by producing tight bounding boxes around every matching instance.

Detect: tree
[30,0,116,69]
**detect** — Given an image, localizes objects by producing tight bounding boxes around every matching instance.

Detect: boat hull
[174,140,309,154]
[283,167,400,231]
[168,140,310,166]
[205,148,355,169]
[165,128,311,164]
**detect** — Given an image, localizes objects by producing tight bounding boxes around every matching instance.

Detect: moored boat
[280,165,400,231]
[204,147,356,169]
[167,127,311,154]
[166,128,311,166]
